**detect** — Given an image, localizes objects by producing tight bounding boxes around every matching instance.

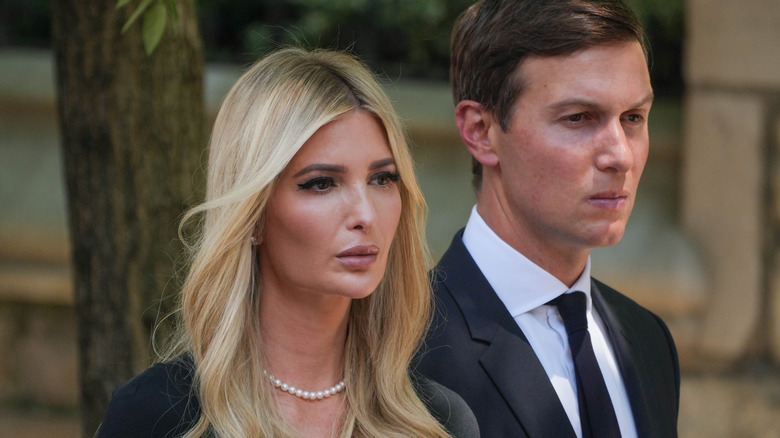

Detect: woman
[97,47,478,437]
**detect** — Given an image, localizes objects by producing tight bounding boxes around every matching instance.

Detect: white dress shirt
[462,206,638,438]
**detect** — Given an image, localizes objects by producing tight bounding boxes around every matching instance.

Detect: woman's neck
[258,285,352,437]
[259,285,351,389]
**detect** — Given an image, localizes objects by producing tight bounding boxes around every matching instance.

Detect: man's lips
[589,191,629,208]
[336,245,380,268]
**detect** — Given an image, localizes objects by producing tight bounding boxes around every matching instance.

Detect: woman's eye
[371,171,400,187]
[298,177,334,192]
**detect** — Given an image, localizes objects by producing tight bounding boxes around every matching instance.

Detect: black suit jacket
[415,230,680,438]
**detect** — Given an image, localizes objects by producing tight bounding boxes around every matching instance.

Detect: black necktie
[549,292,621,438]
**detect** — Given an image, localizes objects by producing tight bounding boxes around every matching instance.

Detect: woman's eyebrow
[293,164,347,177]
[292,157,395,177]
[369,158,396,170]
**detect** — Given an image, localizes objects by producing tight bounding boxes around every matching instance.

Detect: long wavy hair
[165,47,448,437]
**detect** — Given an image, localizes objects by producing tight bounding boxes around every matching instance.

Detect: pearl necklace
[263,370,345,401]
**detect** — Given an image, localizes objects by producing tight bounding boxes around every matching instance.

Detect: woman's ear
[455,100,499,167]
[253,220,264,246]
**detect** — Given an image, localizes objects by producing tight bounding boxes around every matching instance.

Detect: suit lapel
[437,231,576,438]
[480,312,578,438]
[591,281,653,437]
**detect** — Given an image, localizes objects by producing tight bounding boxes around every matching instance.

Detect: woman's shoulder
[413,374,480,438]
[96,355,202,438]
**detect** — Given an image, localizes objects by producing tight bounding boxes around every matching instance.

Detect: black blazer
[415,230,680,438]
[98,354,480,437]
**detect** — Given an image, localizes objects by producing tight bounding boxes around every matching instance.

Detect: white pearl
[263,370,344,401]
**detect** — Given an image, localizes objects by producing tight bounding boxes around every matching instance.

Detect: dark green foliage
[8,1,684,89]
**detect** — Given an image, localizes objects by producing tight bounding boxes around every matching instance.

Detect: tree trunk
[51,1,204,435]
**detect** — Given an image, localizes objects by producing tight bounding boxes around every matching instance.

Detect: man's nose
[595,119,633,173]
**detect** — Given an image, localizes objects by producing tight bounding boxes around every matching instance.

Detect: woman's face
[258,110,402,303]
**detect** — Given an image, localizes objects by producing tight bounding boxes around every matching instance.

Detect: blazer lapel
[480,312,578,438]
[438,231,576,438]
[591,281,653,437]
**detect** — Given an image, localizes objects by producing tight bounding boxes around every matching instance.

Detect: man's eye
[566,113,585,122]
[625,114,644,123]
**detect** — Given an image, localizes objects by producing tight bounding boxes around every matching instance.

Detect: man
[415,1,680,437]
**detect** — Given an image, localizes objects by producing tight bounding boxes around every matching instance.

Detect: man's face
[483,41,653,262]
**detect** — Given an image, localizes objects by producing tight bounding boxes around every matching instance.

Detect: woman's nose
[346,187,377,231]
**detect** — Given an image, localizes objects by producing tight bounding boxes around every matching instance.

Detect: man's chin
[589,225,627,248]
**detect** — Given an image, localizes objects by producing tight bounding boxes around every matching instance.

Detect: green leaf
[116,0,133,9]
[142,2,168,55]
[167,0,180,35]
[167,0,179,23]
[120,0,155,35]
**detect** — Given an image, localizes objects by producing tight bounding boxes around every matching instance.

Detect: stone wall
[679,3,780,433]
[682,0,780,367]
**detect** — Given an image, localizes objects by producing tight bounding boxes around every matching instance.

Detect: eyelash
[297,171,401,193]
[297,177,334,192]
[372,171,401,187]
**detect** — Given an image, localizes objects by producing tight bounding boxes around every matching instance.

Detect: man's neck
[475,202,590,287]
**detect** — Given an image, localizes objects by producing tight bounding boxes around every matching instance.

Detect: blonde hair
[167,47,448,437]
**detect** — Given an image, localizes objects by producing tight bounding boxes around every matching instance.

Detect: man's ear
[455,100,499,167]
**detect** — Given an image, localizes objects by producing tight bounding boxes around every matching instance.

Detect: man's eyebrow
[547,92,655,111]
[293,164,347,177]
[547,99,600,111]
[632,92,655,108]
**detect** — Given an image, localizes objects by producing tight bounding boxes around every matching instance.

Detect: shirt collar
[461,206,592,317]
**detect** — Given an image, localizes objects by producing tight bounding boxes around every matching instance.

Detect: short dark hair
[450,0,648,189]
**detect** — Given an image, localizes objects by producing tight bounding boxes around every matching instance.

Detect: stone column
[682,0,780,366]
[772,111,780,363]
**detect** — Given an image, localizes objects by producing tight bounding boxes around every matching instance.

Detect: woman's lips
[336,245,379,269]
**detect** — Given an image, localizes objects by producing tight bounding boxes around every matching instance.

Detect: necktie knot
[549,291,588,335]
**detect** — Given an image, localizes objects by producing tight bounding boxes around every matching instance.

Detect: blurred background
[1,0,779,436]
